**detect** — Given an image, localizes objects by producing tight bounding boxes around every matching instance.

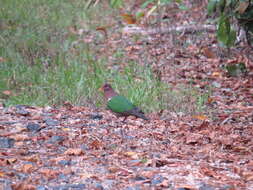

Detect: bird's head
[99,83,118,100]
[101,83,113,93]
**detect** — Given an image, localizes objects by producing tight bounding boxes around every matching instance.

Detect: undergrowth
[0,0,208,114]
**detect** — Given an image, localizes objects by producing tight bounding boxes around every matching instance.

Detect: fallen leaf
[212,71,222,77]
[202,47,216,58]
[121,13,136,24]
[123,151,139,159]
[10,134,29,141]
[64,148,83,156]
[2,90,12,96]
[11,183,36,190]
[39,168,59,180]
[185,133,203,144]
[0,57,6,62]
[236,1,249,14]
[0,171,5,177]
[89,139,102,150]
[6,158,17,164]
[193,115,208,121]
[21,164,34,173]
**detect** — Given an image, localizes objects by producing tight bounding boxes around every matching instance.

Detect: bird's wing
[107,95,135,113]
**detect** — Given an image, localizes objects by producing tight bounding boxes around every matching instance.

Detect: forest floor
[1,1,253,190]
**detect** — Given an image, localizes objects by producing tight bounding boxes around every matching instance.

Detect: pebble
[52,184,86,190]
[58,173,69,182]
[89,114,103,120]
[134,176,146,181]
[80,144,89,151]
[212,81,221,88]
[16,108,30,116]
[101,180,114,189]
[16,172,28,180]
[26,123,41,132]
[48,136,64,144]
[124,186,141,190]
[58,160,71,166]
[151,174,164,185]
[0,137,15,148]
[37,186,48,190]
[45,118,59,126]
[219,185,235,190]
[0,179,12,190]
[199,183,215,190]
[94,183,104,190]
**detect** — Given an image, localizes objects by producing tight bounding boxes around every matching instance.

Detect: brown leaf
[123,151,139,159]
[185,133,202,144]
[11,183,36,190]
[212,71,222,78]
[10,134,29,141]
[0,171,5,177]
[2,90,12,96]
[6,158,17,165]
[200,165,217,178]
[23,155,40,163]
[202,47,216,58]
[193,115,208,121]
[243,171,253,182]
[39,168,59,180]
[21,164,34,173]
[96,27,108,38]
[89,139,102,150]
[121,13,137,24]
[64,148,84,156]
[0,57,6,62]
[236,1,249,14]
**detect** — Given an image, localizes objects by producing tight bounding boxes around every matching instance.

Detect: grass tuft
[0,0,208,114]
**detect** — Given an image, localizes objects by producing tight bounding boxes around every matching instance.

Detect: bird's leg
[122,116,128,123]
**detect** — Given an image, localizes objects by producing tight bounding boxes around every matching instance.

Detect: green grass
[0,0,208,114]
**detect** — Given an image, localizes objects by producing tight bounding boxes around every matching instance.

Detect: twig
[122,24,216,35]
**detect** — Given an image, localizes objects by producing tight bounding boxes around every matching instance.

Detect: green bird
[100,84,149,120]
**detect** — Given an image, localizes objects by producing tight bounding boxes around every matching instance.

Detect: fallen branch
[122,24,216,35]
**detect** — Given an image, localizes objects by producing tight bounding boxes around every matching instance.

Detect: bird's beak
[98,87,103,92]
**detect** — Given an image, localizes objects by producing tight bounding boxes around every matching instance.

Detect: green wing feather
[107,95,135,113]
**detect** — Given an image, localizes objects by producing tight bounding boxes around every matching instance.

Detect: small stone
[37,186,48,190]
[219,185,235,190]
[48,136,64,144]
[199,183,215,190]
[16,173,28,180]
[16,107,30,116]
[58,160,71,166]
[94,183,104,190]
[90,114,103,120]
[52,186,68,190]
[212,81,221,88]
[124,186,141,190]
[26,123,41,132]
[151,174,163,185]
[52,184,86,190]
[68,184,86,189]
[134,176,146,181]
[0,137,15,148]
[45,119,59,126]
[58,173,68,181]
[101,180,114,189]
[80,144,89,151]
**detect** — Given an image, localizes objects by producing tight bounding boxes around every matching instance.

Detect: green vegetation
[208,0,253,46]
[0,0,208,114]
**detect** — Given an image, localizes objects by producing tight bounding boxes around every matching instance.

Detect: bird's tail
[131,107,149,120]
